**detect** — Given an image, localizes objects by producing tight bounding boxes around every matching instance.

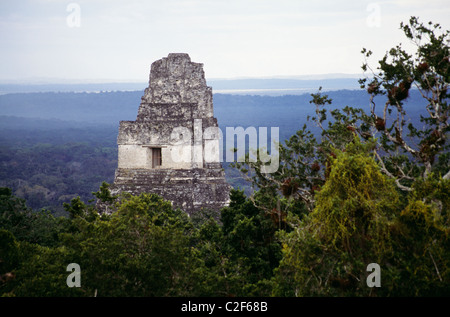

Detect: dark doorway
[152,148,162,168]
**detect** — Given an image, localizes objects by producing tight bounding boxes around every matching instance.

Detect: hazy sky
[0,0,449,82]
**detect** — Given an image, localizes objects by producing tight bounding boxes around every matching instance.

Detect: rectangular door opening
[152,147,162,168]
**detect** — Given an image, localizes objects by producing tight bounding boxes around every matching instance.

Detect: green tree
[189,189,283,296]
[232,87,373,216]
[0,229,19,287]
[60,192,201,296]
[0,188,31,241]
[273,138,399,296]
[230,16,448,296]
[191,211,250,296]
[360,16,449,188]
[388,176,450,296]
[1,241,82,297]
[1,187,69,247]
[219,189,282,295]
[235,17,448,213]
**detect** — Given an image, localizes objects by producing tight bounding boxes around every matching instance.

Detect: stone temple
[110,53,230,215]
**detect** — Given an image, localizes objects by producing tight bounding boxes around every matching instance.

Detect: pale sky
[0,0,449,82]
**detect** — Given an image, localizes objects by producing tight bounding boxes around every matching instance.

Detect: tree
[388,176,450,296]
[0,229,19,288]
[231,17,449,296]
[359,16,449,189]
[0,188,31,241]
[219,189,282,295]
[1,241,82,297]
[235,17,448,214]
[191,207,252,296]
[273,138,399,296]
[231,87,374,215]
[60,192,202,296]
[1,187,69,247]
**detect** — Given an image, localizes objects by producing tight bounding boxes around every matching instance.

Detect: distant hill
[0,91,142,124]
[208,77,362,95]
[0,89,427,138]
[0,75,362,95]
[0,82,147,95]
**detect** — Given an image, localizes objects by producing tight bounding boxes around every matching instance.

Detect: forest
[0,17,449,297]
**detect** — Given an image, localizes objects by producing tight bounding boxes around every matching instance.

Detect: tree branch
[374,150,412,191]
[443,169,450,180]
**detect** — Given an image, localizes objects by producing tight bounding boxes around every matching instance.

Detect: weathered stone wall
[113,168,230,215]
[139,53,214,120]
[111,53,230,215]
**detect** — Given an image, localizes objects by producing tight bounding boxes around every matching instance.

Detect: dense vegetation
[0,122,118,215]
[1,17,449,297]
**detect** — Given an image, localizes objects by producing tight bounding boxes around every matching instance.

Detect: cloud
[0,0,449,81]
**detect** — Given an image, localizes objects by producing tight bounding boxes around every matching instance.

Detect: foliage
[58,192,202,297]
[0,187,69,247]
[310,138,399,256]
[387,177,450,296]
[218,189,282,295]
[0,139,118,215]
[235,16,449,297]
[359,16,449,186]
[0,186,284,297]
[1,242,82,297]
[0,229,19,276]
[273,138,400,296]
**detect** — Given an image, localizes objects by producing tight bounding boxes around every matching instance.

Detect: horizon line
[0,72,365,85]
